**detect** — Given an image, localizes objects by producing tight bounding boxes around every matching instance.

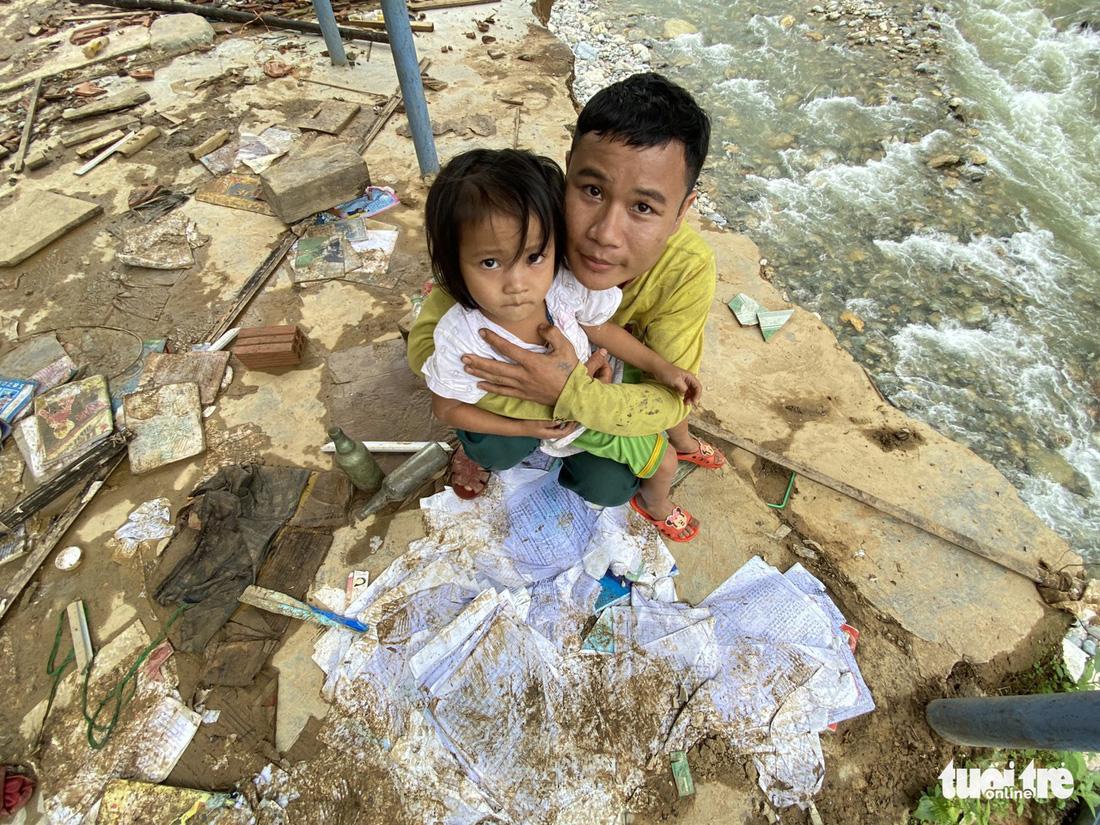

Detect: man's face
[564,133,698,291]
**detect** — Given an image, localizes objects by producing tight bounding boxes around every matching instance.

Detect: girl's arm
[431,393,577,439]
[580,322,702,404]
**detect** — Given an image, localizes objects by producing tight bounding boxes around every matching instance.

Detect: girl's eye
[480,258,500,269]
[528,253,546,265]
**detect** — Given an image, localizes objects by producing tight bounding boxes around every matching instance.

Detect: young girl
[422,148,704,542]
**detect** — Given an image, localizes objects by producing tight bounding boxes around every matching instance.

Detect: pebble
[1085,639,1098,657]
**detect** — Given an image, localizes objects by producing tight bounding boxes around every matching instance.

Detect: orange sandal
[676,438,726,469]
[629,494,699,542]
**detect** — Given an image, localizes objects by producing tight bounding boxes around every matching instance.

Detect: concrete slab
[0,189,102,267]
[696,223,1077,663]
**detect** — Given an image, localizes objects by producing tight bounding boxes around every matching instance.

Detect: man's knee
[457,430,538,471]
[559,452,640,507]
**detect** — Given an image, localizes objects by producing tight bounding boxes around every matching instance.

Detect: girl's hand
[584,348,613,383]
[520,419,579,439]
[655,366,703,405]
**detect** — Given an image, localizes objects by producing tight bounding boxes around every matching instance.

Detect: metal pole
[378,0,439,175]
[926,691,1100,751]
[311,0,348,66]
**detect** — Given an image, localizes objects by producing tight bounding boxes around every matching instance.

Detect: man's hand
[584,348,613,383]
[518,419,579,439]
[463,324,579,406]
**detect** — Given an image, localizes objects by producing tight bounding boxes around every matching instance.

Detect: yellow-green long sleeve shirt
[407,221,716,437]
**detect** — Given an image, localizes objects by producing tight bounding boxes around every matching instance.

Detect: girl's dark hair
[574,72,711,195]
[425,148,565,310]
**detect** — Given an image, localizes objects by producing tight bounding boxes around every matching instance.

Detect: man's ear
[674,189,699,229]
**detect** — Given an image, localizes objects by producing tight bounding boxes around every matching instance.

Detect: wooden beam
[12,78,43,173]
[689,418,1076,594]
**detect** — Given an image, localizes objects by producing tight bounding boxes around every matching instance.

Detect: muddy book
[0,377,36,423]
[34,374,114,468]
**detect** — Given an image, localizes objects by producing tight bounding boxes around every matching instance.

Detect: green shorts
[570,429,668,479]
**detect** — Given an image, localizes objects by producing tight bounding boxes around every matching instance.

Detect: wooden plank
[689,418,1073,593]
[297,100,360,135]
[117,124,160,157]
[0,432,127,535]
[357,57,429,154]
[0,457,122,623]
[344,19,435,32]
[62,86,149,121]
[203,228,304,343]
[12,78,43,173]
[75,128,127,158]
[61,114,140,147]
[408,0,498,9]
[188,128,229,161]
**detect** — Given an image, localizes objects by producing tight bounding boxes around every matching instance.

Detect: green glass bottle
[328,426,384,494]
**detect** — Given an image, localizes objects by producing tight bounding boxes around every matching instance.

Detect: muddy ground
[0,0,1084,823]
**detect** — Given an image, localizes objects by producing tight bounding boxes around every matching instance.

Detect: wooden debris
[117,124,160,157]
[345,19,435,32]
[76,128,128,158]
[24,149,49,170]
[74,131,133,176]
[204,227,304,342]
[408,0,499,9]
[129,67,156,80]
[358,57,429,154]
[296,100,360,135]
[233,325,306,369]
[187,128,229,161]
[0,457,123,624]
[12,79,43,174]
[0,431,129,536]
[62,87,149,121]
[71,0,389,43]
[61,114,140,147]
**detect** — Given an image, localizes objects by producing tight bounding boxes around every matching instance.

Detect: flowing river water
[549,0,1100,566]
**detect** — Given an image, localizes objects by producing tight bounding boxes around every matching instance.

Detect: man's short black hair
[573,72,711,194]
[425,148,565,310]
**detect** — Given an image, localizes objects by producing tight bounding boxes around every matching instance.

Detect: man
[408,72,724,506]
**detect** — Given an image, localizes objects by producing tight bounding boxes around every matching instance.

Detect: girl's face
[459,212,555,329]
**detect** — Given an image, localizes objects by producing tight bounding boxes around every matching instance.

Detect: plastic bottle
[329,426,384,495]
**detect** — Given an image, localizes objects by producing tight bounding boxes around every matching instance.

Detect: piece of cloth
[571,429,667,479]
[409,221,716,436]
[153,464,311,652]
[457,430,642,507]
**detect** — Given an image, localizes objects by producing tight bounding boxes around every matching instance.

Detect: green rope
[766,471,797,509]
[42,604,188,751]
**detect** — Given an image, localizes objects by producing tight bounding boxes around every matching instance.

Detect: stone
[1063,638,1088,682]
[0,189,102,267]
[1084,639,1098,657]
[574,42,598,61]
[150,13,215,57]
[663,18,698,38]
[259,145,371,224]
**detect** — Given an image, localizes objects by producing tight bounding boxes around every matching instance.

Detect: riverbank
[0,0,1091,822]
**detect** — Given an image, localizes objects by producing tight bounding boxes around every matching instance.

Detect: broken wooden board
[61,86,149,121]
[137,350,230,406]
[297,100,361,135]
[123,382,205,474]
[60,114,141,147]
[0,190,102,267]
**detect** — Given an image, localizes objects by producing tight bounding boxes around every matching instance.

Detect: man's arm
[431,393,574,439]
[467,253,715,435]
[409,287,558,421]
